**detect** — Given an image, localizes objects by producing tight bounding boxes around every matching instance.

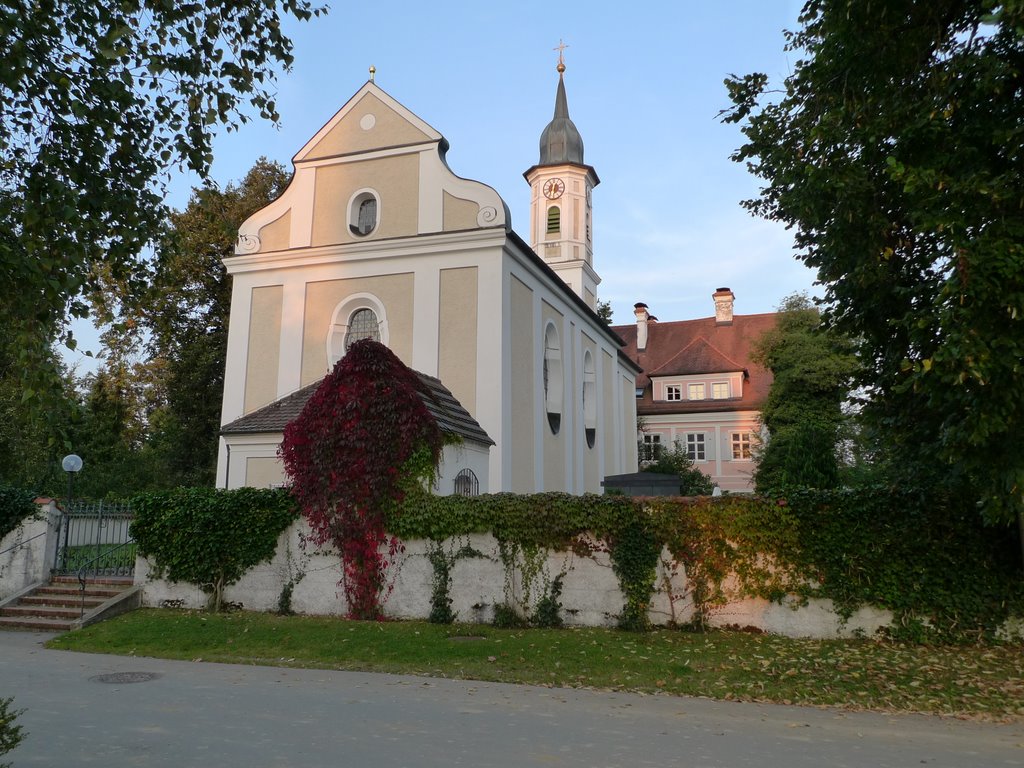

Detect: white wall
[0,500,60,599]
[135,519,901,639]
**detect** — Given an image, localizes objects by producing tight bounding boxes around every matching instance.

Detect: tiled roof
[221,371,494,447]
[611,313,777,415]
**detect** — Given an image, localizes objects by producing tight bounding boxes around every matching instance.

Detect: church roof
[220,371,494,447]
[538,71,585,166]
[612,313,777,415]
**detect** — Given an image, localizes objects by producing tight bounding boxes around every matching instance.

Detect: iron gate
[53,501,135,578]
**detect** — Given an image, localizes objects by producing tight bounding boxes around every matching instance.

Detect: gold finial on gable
[554,39,568,73]
[369,65,376,82]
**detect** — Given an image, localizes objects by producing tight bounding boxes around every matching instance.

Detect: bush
[0,484,37,542]
[646,445,716,496]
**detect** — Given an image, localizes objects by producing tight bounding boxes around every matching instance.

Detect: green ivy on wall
[131,487,299,611]
[393,488,1023,641]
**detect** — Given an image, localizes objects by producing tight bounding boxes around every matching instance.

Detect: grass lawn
[47,609,1024,721]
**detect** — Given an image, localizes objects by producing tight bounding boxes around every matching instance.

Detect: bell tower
[524,44,600,309]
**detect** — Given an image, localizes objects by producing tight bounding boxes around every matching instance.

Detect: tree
[0,0,324,435]
[144,159,291,486]
[0,697,25,768]
[596,299,613,323]
[280,340,445,619]
[751,293,857,492]
[724,2,1024,522]
[647,443,716,496]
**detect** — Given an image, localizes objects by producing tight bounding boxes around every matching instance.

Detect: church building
[216,60,640,495]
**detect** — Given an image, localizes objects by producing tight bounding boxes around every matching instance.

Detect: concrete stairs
[0,576,138,631]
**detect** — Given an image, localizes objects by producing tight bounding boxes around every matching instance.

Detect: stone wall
[135,520,895,639]
[0,500,60,600]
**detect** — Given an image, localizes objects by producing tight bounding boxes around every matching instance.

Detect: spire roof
[538,63,584,166]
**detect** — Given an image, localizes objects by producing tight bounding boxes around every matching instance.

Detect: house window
[665,385,682,401]
[543,322,562,435]
[348,189,380,236]
[640,433,663,463]
[343,308,380,351]
[688,383,705,400]
[685,433,706,462]
[711,382,729,399]
[635,387,644,399]
[453,468,479,497]
[731,432,752,460]
[583,350,596,449]
[546,206,560,234]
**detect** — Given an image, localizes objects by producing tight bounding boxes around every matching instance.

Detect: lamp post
[58,454,83,572]
[61,454,83,509]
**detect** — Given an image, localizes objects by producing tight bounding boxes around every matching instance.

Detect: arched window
[348,189,380,237]
[583,350,596,449]
[327,293,389,368]
[543,322,562,435]
[343,308,380,350]
[453,468,479,497]
[546,206,560,235]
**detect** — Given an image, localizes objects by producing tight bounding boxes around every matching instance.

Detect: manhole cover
[89,672,161,684]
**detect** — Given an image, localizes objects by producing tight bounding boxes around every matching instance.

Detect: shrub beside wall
[0,485,38,542]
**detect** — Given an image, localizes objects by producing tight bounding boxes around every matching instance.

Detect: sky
[67,0,815,372]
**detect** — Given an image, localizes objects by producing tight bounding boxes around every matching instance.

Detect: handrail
[0,530,48,558]
[76,540,136,618]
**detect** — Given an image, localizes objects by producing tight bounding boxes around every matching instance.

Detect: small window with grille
[453,468,479,496]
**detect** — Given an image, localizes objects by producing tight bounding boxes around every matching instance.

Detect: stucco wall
[244,285,283,414]
[301,273,415,385]
[438,267,478,416]
[0,501,59,599]
[135,520,902,639]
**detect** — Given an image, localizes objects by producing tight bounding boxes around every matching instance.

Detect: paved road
[1,630,1021,767]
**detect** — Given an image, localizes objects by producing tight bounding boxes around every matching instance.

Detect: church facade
[216,67,640,495]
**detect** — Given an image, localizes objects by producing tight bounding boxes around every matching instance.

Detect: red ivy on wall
[280,339,444,619]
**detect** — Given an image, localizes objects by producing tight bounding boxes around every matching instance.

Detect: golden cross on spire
[554,39,568,73]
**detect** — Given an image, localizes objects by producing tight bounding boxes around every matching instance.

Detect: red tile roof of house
[611,312,777,415]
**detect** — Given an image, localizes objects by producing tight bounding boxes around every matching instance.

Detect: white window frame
[711,381,730,399]
[640,433,662,463]
[583,350,596,449]
[347,188,381,237]
[687,383,705,400]
[685,433,706,462]
[327,292,390,368]
[731,432,752,460]
[543,321,562,435]
[665,384,682,401]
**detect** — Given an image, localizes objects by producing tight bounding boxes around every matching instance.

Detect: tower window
[546,206,560,235]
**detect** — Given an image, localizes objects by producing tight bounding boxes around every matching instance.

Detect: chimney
[634,303,650,350]
[713,287,735,325]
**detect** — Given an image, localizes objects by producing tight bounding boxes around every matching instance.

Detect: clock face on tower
[542,178,565,199]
